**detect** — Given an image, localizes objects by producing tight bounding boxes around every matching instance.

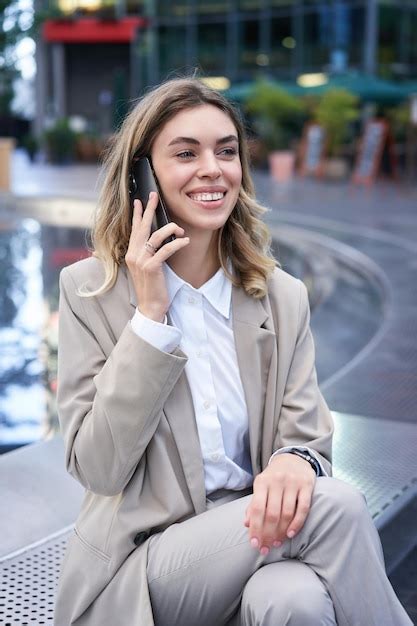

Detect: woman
[55,78,411,626]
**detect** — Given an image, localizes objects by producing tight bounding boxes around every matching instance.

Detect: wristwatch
[287,448,321,476]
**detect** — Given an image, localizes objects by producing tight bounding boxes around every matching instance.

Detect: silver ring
[144,241,158,255]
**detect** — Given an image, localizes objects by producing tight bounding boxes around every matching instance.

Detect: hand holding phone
[125,155,189,322]
[129,156,175,248]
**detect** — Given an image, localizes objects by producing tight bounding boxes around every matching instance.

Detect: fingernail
[273,540,282,548]
[260,546,269,556]
[287,530,295,538]
[250,538,259,549]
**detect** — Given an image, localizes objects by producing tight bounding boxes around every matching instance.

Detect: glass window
[159,26,187,76]
[347,6,364,67]
[195,0,230,15]
[239,19,260,71]
[270,16,293,72]
[410,12,417,70]
[131,27,151,92]
[303,8,332,70]
[302,4,364,73]
[303,0,331,5]
[125,0,148,16]
[155,0,190,18]
[269,0,295,8]
[237,0,261,11]
[197,22,227,72]
[378,5,402,75]
[125,0,146,15]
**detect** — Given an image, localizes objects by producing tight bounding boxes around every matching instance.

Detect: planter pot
[248,137,268,168]
[268,150,296,182]
[76,137,99,162]
[324,157,349,180]
[0,137,15,191]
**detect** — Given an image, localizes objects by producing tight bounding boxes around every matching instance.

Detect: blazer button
[134,531,149,547]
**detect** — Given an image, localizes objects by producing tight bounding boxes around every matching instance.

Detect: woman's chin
[169,205,233,235]
[182,217,228,236]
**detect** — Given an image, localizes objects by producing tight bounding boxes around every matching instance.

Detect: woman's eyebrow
[168,135,239,147]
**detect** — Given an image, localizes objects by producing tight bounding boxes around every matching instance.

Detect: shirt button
[188,296,196,304]
[211,453,220,462]
[196,350,203,357]
[203,400,211,410]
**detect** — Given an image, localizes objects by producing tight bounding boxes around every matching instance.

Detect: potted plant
[313,88,359,179]
[43,118,77,164]
[22,133,39,162]
[246,80,305,182]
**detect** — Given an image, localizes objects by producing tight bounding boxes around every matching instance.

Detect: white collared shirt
[131,262,325,494]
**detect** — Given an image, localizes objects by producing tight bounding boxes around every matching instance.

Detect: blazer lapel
[162,356,207,515]
[232,285,277,475]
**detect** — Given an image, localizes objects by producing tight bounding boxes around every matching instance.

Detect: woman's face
[150,104,242,236]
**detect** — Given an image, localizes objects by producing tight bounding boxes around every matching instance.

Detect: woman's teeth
[189,192,225,202]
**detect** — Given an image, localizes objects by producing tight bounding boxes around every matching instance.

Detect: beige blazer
[54,257,333,626]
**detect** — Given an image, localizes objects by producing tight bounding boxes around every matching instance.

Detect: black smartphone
[128,156,175,246]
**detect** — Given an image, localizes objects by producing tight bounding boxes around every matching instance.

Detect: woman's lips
[187,191,227,209]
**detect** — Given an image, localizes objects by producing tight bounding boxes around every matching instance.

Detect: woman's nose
[197,152,221,178]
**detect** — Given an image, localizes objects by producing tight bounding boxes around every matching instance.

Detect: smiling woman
[54,77,411,626]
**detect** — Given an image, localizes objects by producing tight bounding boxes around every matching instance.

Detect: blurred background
[0,0,417,624]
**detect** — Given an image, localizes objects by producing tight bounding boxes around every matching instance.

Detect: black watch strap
[287,449,321,476]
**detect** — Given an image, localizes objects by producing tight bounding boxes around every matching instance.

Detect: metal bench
[1,412,416,626]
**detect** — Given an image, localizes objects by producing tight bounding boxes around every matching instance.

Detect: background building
[35,0,417,134]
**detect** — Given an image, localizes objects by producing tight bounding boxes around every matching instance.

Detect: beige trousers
[147,477,412,626]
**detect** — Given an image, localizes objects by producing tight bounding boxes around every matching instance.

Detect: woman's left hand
[244,453,316,555]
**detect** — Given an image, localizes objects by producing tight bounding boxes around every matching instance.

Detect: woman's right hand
[125,192,190,322]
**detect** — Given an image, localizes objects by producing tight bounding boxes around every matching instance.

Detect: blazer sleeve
[57,267,187,496]
[272,279,334,476]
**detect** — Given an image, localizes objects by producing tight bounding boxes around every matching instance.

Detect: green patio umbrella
[400,81,417,97]
[299,73,407,104]
[225,79,298,102]
[225,73,409,105]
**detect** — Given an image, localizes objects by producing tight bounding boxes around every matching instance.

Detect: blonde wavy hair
[86,77,277,299]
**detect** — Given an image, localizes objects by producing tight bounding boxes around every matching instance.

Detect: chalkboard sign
[352,119,391,185]
[299,123,326,177]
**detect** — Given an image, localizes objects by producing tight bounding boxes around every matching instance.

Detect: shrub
[43,118,77,164]
[246,80,306,151]
[313,89,359,157]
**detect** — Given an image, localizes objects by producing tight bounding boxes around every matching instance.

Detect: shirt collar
[163,260,232,320]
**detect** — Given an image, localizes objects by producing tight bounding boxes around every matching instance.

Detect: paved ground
[10,150,100,200]
[254,171,417,424]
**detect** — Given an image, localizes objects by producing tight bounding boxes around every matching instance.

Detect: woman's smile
[186,186,228,209]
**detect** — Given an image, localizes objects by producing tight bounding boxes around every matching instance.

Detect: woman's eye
[176,150,195,159]
[219,147,238,157]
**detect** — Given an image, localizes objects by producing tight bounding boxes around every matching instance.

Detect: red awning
[43,17,146,43]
